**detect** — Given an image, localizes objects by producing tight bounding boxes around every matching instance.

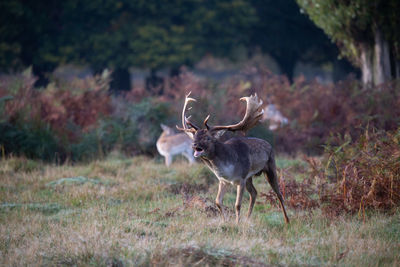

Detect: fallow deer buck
[156,124,195,167]
[178,93,289,224]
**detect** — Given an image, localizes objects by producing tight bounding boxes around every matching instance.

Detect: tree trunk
[360,43,373,85]
[32,65,51,88]
[110,68,131,93]
[145,68,164,95]
[274,56,296,83]
[373,27,391,85]
[395,60,400,79]
[169,66,181,78]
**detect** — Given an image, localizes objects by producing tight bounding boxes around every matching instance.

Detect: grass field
[1,155,399,266]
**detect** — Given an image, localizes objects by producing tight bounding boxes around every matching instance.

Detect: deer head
[178,92,264,158]
[160,123,176,136]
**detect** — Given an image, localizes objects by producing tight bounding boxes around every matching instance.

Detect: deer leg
[165,155,172,167]
[183,151,195,164]
[265,159,290,224]
[245,177,257,219]
[235,181,245,224]
[215,181,228,219]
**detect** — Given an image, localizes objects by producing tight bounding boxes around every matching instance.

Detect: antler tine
[176,116,198,133]
[177,92,198,139]
[185,116,200,131]
[203,114,210,130]
[211,93,264,134]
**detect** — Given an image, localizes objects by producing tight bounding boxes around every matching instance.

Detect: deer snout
[193,146,205,158]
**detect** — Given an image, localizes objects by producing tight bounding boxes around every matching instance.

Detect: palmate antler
[178,93,264,138]
[208,94,264,135]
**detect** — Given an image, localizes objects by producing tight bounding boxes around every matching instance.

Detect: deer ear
[186,132,195,140]
[211,129,226,139]
[160,124,169,131]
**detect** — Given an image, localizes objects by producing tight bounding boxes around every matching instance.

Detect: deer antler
[210,94,264,134]
[203,114,210,130]
[176,92,198,139]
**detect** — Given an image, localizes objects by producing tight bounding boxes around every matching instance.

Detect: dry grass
[310,128,400,217]
[1,155,399,266]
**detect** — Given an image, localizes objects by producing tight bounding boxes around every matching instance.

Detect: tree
[249,0,339,82]
[126,0,257,90]
[1,0,257,91]
[65,1,137,91]
[297,0,400,85]
[0,0,70,86]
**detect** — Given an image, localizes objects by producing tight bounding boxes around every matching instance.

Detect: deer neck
[201,140,236,169]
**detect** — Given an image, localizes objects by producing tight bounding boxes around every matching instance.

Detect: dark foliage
[0,70,170,161]
[1,64,399,165]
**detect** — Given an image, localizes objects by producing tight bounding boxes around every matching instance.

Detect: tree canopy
[0,0,69,85]
[1,0,257,89]
[1,0,350,89]
[250,0,339,81]
[297,0,400,85]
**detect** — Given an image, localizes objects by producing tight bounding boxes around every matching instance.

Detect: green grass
[0,156,399,266]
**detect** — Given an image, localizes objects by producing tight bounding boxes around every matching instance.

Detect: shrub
[149,65,399,155]
[221,65,400,154]
[317,128,400,216]
[260,127,400,216]
[0,68,176,161]
[1,65,399,162]
[0,69,112,161]
[0,121,61,161]
[93,97,172,156]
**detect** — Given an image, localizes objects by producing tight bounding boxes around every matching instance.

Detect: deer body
[179,93,289,224]
[156,124,195,167]
[201,137,270,185]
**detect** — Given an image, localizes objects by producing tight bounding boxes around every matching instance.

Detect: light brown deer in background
[156,124,195,167]
[178,93,289,224]
[262,104,289,130]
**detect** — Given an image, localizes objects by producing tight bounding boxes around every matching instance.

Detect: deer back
[157,125,193,156]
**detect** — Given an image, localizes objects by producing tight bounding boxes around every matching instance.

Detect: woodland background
[0,1,399,266]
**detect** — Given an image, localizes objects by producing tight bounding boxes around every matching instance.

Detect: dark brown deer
[178,92,289,224]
